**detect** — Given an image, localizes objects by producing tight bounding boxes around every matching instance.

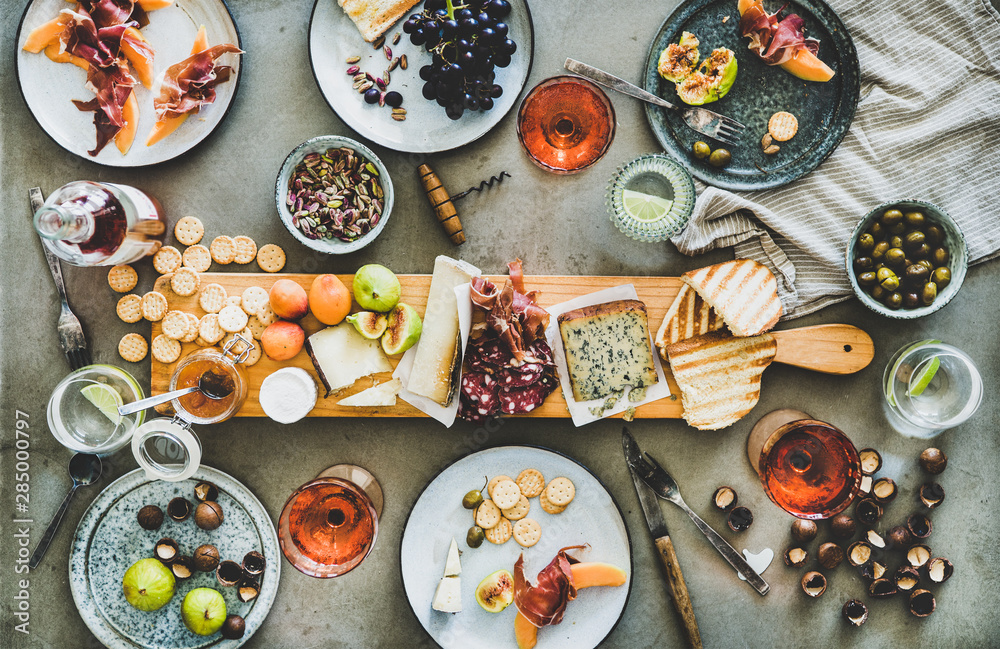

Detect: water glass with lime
[882,340,982,438]
[47,365,145,454]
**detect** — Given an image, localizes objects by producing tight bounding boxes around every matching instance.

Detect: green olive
[885,248,906,267]
[692,141,712,160]
[903,231,925,251]
[877,267,895,282]
[857,271,877,287]
[869,285,887,301]
[912,243,931,259]
[904,211,926,228]
[931,247,949,266]
[905,264,930,286]
[922,282,938,306]
[889,236,904,250]
[709,148,732,167]
[884,292,903,309]
[467,525,485,548]
[880,275,900,292]
[903,292,921,309]
[869,222,886,241]
[925,225,944,245]
[857,234,876,253]
[462,489,484,509]
[881,209,904,227]
[853,257,874,272]
[917,259,934,271]
[933,267,951,288]
[871,242,890,261]
[890,223,907,235]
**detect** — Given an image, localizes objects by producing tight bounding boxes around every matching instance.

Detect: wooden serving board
[151,273,687,419]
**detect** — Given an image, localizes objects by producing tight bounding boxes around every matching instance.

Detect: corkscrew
[418,164,510,245]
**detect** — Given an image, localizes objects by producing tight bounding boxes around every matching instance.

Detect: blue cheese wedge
[558,299,658,403]
[337,378,402,407]
[305,323,393,397]
[432,537,462,613]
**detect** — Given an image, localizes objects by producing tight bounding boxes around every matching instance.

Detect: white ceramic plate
[16,0,242,167]
[69,466,280,649]
[308,0,534,153]
[400,446,632,649]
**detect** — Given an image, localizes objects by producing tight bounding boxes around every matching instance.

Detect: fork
[30,187,92,371]
[564,58,745,146]
[634,450,770,595]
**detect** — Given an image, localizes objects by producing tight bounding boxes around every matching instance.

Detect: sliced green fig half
[475,569,514,613]
[658,31,700,83]
[676,47,738,105]
[347,311,388,339]
[381,303,422,355]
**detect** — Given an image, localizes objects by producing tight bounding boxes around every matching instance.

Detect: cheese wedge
[305,322,393,397]
[444,537,462,577]
[337,378,402,407]
[432,537,462,613]
[406,256,481,406]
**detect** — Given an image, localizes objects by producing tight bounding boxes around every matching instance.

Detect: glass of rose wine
[278,464,383,578]
[747,409,862,520]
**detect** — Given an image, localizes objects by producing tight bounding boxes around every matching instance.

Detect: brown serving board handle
[772,324,874,375]
[654,536,703,649]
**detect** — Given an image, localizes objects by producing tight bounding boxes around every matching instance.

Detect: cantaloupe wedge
[780,48,835,82]
[190,25,208,53]
[514,612,537,649]
[44,43,89,71]
[115,90,139,154]
[137,0,175,10]
[145,26,207,146]
[122,27,154,88]
[23,16,68,53]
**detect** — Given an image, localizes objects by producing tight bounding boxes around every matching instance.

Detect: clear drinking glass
[47,364,145,455]
[883,340,983,438]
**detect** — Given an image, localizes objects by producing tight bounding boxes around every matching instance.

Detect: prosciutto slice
[62,8,131,69]
[513,546,585,628]
[73,62,134,155]
[739,1,819,66]
[77,0,135,26]
[153,43,242,120]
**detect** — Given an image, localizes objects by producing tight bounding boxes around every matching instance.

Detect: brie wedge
[432,537,463,613]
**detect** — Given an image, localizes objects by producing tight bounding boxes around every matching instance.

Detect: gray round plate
[69,466,279,649]
[15,0,242,167]
[643,0,859,191]
[309,0,534,153]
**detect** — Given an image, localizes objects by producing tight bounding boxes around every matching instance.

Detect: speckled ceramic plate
[643,0,859,191]
[15,0,242,167]
[308,0,534,153]
[69,466,279,649]
[400,446,632,649]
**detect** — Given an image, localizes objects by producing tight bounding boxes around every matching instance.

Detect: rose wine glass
[747,409,862,520]
[278,464,383,578]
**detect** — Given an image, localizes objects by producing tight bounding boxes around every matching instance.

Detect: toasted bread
[666,330,776,430]
[681,259,782,337]
[338,0,421,42]
[654,284,725,360]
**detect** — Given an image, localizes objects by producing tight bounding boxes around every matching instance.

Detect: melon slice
[23,15,68,53]
[569,562,628,589]
[146,26,208,146]
[115,90,139,154]
[514,612,538,649]
[122,27,155,89]
[780,48,836,82]
[137,0,175,10]
[43,43,89,71]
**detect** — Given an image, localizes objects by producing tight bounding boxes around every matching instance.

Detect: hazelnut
[907,513,932,540]
[847,541,873,567]
[888,525,913,549]
[871,477,897,503]
[855,498,883,526]
[784,547,809,568]
[868,577,897,598]
[242,550,266,577]
[167,497,192,522]
[171,556,194,580]
[237,577,260,603]
[842,599,868,627]
[909,589,936,617]
[137,505,164,531]
[193,481,220,502]
[857,560,886,581]
[919,483,945,509]
[801,571,827,597]
[727,506,753,532]
[791,519,818,543]
[222,614,246,640]
[919,448,947,474]
[858,448,883,475]
[817,542,845,569]
[894,565,920,591]
[907,544,932,569]
[858,474,873,495]
[830,513,857,539]
[865,529,886,549]
[927,557,953,584]
[712,486,738,512]
[194,501,224,530]
[154,537,179,563]
[192,544,220,572]
[216,560,243,587]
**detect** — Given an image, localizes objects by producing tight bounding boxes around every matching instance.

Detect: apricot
[260,321,304,361]
[269,279,309,321]
[309,274,352,325]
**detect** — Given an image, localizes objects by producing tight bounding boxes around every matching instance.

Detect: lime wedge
[622,189,673,223]
[887,339,941,407]
[81,383,123,426]
[908,356,940,398]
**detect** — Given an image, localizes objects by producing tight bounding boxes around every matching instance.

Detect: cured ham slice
[737,0,833,80]
[73,61,135,155]
[512,546,585,628]
[152,42,241,120]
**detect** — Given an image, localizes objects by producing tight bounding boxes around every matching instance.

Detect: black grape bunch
[403,0,516,120]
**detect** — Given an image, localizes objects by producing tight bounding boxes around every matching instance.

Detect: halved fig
[658,32,700,83]
[476,569,514,613]
[676,48,738,106]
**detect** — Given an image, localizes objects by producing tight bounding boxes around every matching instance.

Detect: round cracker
[241,286,269,316]
[485,517,512,545]
[199,283,228,313]
[513,518,542,548]
[118,333,148,362]
[539,489,567,515]
[768,111,798,142]
[491,479,521,510]
[544,477,576,507]
[225,295,242,308]
[161,310,189,340]
[488,475,513,499]
[180,313,200,343]
[501,494,530,521]
[182,244,212,272]
[475,499,502,530]
[107,265,137,293]
[141,291,168,322]
[170,267,200,297]
[241,342,262,367]
[234,236,258,264]
[199,313,225,344]
[256,243,286,273]
[151,334,182,364]
[153,246,182,274]
[218,304,249,333]
[516,469,545,498]
[222,328,255,356]
[116,294,142,323]
[173,216,204,246]
[247,315,266,340]
[210,236,236,264]
[256,303,279,326]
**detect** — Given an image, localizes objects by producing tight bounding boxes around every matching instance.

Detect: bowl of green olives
[847,200,967,318]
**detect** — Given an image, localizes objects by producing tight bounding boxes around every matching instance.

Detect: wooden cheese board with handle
[150,273,874,419]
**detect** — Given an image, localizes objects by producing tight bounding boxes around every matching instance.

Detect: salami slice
[527,339,555,365]
[459,399,490,423]
[466,338,511,373]
[499,362,544,388]
[500,383,550,415]
[460,371,500,417]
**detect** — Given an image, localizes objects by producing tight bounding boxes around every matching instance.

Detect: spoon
[29,453,102,569]
[117,368,235,416]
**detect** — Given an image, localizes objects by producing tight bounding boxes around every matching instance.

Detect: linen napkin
[672,0,1000,318]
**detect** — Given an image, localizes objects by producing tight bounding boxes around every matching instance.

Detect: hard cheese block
[558,299,658,402]
[305,322,393,397]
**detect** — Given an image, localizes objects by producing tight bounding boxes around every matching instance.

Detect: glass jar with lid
[169,336,251,424]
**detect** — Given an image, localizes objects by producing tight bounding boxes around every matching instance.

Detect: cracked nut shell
[888,525,914,549]
[857,559,886,581]
[712,486,738,512]
[858,474,873,495]
[154,537,179,563]
[830,513,857,539]
[167,497,192,522]
[909,589,936,617]
[856,498,883,525]
[791,519,818,543]
[222,614,246,640]
[216,560,243,587]
[137,505,164,530]
[171,556,194,580]
[865,529,886,549]
[894,565,920,591]
[842,599,868,627]
[907,513,932,540]
[801,571,827,597]
[784,547,809,568]
[194,481,220,502]
[871,477,898,503]
[927,557,953,584]
[847,541,873,567]
[858,448,883,475]
[727,506,753,532]
[818,542,845,570]
[242,550,266,577]
[868,577,898,598]
[237,577,260,602]
[919,448,947,474]
[194,500,224,530]
[193,544,220,572]
[919,483,945,508]
[907,544,932,569]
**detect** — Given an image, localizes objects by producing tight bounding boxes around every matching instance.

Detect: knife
[622,429,703,649]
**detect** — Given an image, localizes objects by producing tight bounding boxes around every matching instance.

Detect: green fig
[475,569,514,613]
[347,311,388,339]
[352,264,401,312]
[381,303,422,356]
[181,588,227,636]
[122,558,175,612]
[676,47,738,105]
[657,31,700,83]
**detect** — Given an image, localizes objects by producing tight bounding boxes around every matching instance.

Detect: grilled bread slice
[654,284,726,360]
[666,330,776,430]
[681,259,782,337]
[338,0,421,42]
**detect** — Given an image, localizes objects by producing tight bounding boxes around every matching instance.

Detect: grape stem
[446,0,456,20]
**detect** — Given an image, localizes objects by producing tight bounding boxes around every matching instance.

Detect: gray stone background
[2,0,999,647]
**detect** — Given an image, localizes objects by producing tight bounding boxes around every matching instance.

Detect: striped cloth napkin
[671,0,1000,319]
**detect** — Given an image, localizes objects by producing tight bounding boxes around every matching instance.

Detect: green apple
[353,264,401,312]
[181,588,227,636]
[122,558,175,612]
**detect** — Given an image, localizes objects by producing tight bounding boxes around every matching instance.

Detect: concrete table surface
[2,1,999,648]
